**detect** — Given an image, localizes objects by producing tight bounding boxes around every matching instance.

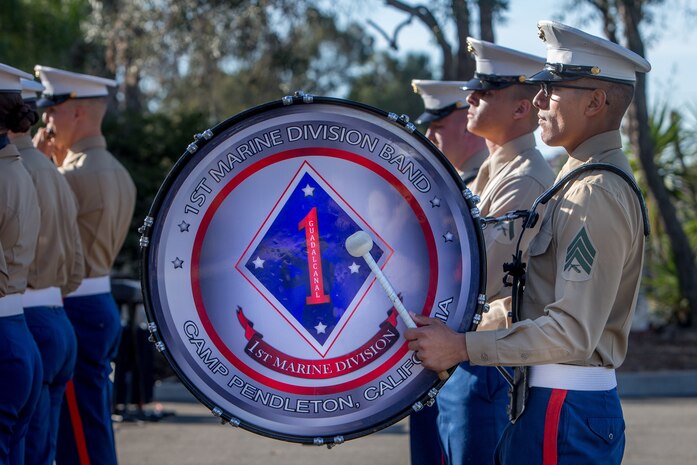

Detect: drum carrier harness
[480,162,650,422]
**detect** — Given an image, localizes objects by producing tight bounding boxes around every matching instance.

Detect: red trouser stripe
[543,389,568,465]
[65,379,91,465]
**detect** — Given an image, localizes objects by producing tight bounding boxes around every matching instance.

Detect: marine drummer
[409,79,489,465]
[34,65,136,465]
[435,39,555,465]
[0,62,43,465]
[9,77,84,465]
[412,80,488,184]
[406,20,650,464]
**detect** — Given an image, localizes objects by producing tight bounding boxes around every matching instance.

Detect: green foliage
[640,101,697,326]
[103,110,210,275]
[347,52,433,121]
[0,0,104,73]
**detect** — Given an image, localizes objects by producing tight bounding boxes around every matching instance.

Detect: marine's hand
[404,313,469,372]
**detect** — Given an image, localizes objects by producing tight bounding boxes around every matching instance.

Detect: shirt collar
[567,130,623,168]
[10,134,34,150]
[488,132,536,174]
[69,135,107,154]
[0,143,20,160]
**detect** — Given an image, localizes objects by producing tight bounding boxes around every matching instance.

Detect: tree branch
[384,0,454,78]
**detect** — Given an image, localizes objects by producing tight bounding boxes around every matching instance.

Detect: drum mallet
[345,230,449,381]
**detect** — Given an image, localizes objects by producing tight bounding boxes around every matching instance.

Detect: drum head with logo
[141,95,485,445]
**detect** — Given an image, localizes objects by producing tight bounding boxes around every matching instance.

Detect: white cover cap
[20,78,45,101]
[0,63,33,93]
[34,65,117,107]
[462,38,545,90]
[529,20,651,83]
[411,79,471,124]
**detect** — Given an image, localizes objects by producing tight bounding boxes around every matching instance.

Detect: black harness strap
[481,162,650,422]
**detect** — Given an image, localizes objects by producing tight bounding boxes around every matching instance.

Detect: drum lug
[411,401,424,412]
[138,216,154,249]
[313,437,324,446]
[147,321,158,333]
[154,341,166,352]
[478,294,487,305]
[462,188,480,204]
[428,387,439,398]
[470,206,480,219]
[294,90,314,103]
[473,313,482,325]
[186,142,198,154]
[194,129,214,141]
[228,417,241,427]
[386,112,416,134]
[282,95,294,106]
[326,436,344,449]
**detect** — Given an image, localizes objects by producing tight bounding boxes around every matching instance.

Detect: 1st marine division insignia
[142,97,486,443]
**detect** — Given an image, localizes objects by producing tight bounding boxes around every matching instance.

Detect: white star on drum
[252,256,265,269]
[302,184,315,196]
[349,262,360,273]
[314,322,327,334]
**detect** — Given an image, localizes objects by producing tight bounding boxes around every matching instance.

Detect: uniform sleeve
[62,193,85,295]
[467,182,637,366]
[482,175,547,302]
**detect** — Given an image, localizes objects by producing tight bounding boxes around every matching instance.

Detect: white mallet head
[345,231,374,257]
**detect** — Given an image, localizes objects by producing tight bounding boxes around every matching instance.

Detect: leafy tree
[568,0,697,324]
[348,52,434,120]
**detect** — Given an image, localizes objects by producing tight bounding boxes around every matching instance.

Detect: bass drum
[140,94,486,445]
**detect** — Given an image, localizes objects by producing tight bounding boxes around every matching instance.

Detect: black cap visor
[415,103,467,125]
[36,93,73,108]
[461,73,522,91]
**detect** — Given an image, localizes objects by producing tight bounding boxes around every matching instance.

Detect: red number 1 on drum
[298,207,331,305]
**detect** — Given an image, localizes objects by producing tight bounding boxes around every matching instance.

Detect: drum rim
[139,94,487,445]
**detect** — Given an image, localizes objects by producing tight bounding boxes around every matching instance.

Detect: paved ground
[113,380,697,465]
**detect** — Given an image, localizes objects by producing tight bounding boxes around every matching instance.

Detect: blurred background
[3,0,697,364]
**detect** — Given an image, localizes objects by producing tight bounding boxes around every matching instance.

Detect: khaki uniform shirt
[459,148,489,184]
[466,131,645,368]
[469,133,555,329]
[0,143,40,296]
[60,135,136,278]
[15,134,84,294]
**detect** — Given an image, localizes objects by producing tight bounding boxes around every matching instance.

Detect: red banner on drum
[236,307,400,379]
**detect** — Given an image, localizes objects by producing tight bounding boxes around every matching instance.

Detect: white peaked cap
[462,37,545,90]
[20,78,45,101]
[0,63,33,93]
[530,20,651,83]
[411,79,471,124]
[34,65,117,107]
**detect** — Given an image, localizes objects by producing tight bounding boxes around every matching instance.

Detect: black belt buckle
[508,366,529,423]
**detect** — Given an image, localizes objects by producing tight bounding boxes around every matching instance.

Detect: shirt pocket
[527,220,553,257]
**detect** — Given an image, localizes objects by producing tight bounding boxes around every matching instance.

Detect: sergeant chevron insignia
[562,227,596,281]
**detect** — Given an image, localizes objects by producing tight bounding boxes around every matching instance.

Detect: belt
[528,364,617,391]
[67,276,111,298]
[22,286,62,308]
[0,294,24,317]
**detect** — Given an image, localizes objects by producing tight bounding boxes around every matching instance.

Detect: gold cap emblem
[518,75,527,83]
[411,83,418,94]
[591,66,601,75]
[467,40,476,55]
[537,25,546,42]
[455,100,466,108]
